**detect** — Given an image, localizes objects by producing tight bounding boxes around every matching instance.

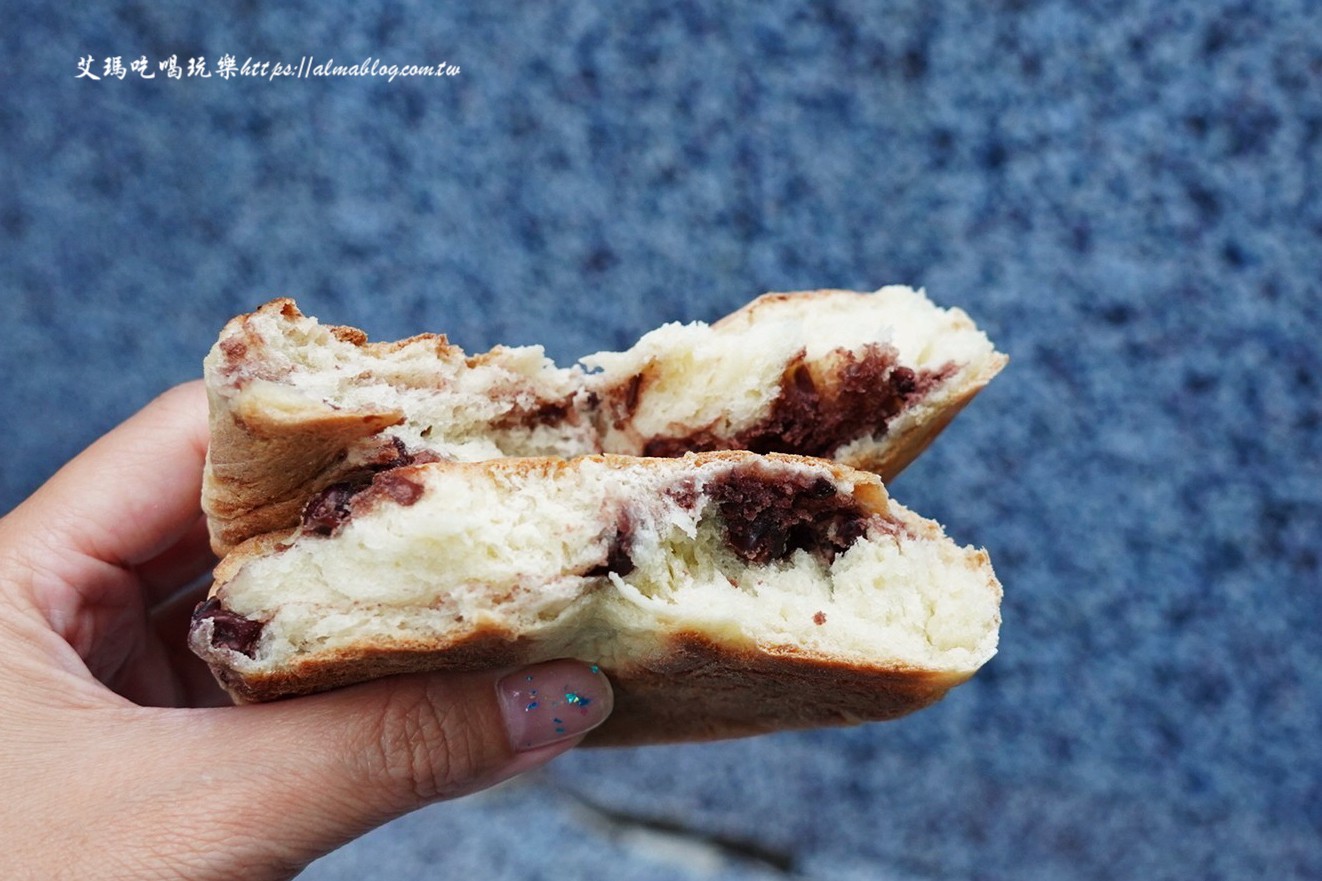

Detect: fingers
[4,381,209,586]
[136,515,217,605]
[132,661,612,876]
[243,661,612,814]
[147,578,230,708]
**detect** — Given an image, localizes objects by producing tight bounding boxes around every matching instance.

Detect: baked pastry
[189,451,1002,745]
[202,287,1006,554]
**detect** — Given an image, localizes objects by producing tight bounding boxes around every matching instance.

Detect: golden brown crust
[206,625,541,705]
[197,626,968,746]
[710,288,850,328]
[587,632,970,745]
[846,352,1008,481]
[202,387,407,555]
[246,298,461,360]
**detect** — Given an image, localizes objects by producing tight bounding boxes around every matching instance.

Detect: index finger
[2,381,210,583]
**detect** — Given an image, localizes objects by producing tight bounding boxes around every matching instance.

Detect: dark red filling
[705,464,875,565]
[302,481,365,535]
[300,437,435,536]
[491,394,582,430]
[640,346,954,459]
[584,512,636,578]
[192,596,264,657]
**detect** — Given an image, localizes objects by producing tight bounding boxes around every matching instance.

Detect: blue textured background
[3,2,1320,879]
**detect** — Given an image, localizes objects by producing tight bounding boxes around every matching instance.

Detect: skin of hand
[0,381,613,881]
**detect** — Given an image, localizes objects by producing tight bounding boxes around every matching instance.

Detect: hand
[0,382,612,881]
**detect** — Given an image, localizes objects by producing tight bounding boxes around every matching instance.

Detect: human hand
[0,382,613,880]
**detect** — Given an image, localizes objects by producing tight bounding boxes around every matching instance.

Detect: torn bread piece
[203,287,1006,553]
[586,288,1006,472]
[190,451,1002,745]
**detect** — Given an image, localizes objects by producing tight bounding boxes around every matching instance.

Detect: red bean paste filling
[301,437,436,536]
[705,465,874,566]
[583,511,636,578]
[192,596,264,657]
[641,345,954,458]
[491,395,580,430]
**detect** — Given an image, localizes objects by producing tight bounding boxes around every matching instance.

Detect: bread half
[190,451,1001,745]
[202,287,1006,554]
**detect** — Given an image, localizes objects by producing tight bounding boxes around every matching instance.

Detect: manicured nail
[498,660,613,751]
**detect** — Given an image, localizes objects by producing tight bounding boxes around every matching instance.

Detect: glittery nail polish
[497,660,613,751]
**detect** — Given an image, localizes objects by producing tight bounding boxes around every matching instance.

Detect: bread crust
[588,632,970,745]
[203,384,406,554]
[843,351,1006,479]
[193,624,971,746]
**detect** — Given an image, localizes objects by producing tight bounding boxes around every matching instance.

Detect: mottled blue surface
[3,1,1319,879]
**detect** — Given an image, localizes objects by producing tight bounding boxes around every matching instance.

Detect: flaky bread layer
[191,451,1001,744]
[202,288,1006,554]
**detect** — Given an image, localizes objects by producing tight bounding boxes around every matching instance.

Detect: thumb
[146,660,612,878]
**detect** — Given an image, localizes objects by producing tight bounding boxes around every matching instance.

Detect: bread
[202,287,1006,554]
[189,451,1002,745]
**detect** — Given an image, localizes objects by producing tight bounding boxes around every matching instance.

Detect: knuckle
[362,681,492,807]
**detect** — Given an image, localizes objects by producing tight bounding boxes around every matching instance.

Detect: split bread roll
[190,451,1002,745]
[203,287,1006,554]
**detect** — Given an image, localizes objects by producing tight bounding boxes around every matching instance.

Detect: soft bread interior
[582,286,1003,442]
[203,453,1001,682]
[207,302,596,462]
[206,287,1004,465]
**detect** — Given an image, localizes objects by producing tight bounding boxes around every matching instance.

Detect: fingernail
[498,660,613,751]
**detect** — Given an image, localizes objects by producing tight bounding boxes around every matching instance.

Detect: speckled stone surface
[3,1,1319,879]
